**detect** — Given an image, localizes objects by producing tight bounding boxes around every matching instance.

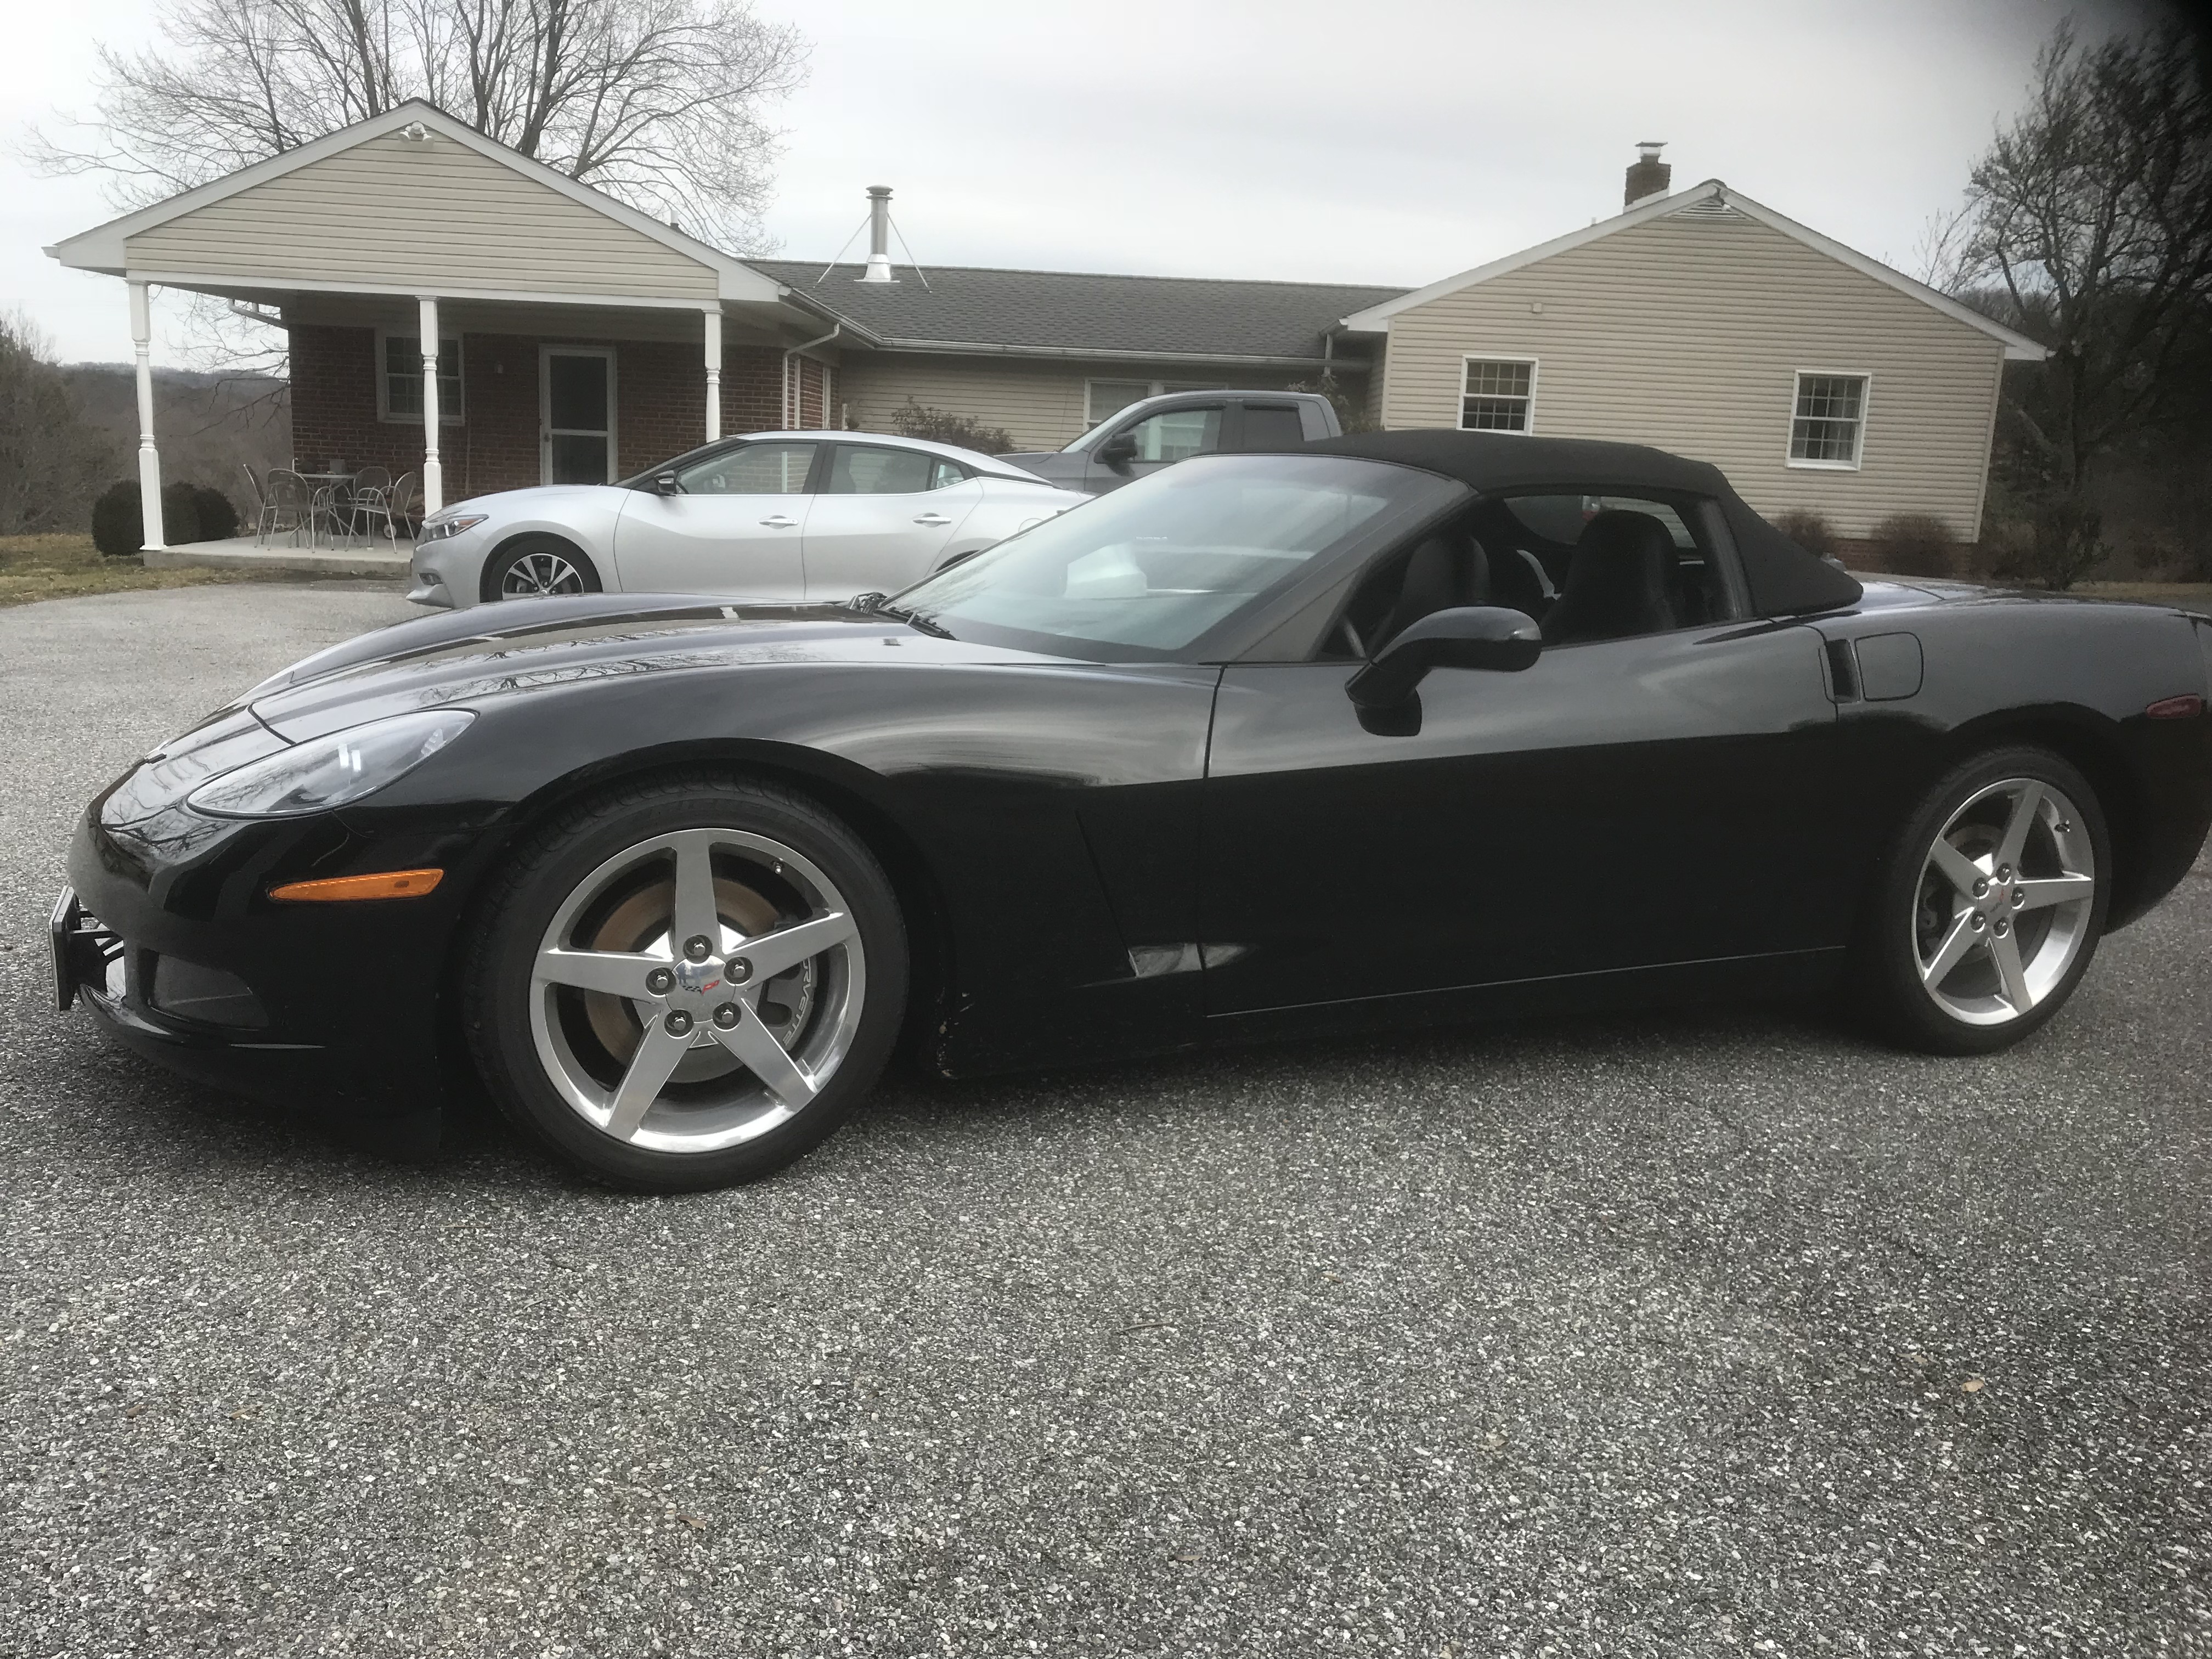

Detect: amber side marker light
[2145,695,2206,720]
[269,868,445,902]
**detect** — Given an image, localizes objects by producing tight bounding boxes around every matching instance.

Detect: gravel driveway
[2,584,2207,1657]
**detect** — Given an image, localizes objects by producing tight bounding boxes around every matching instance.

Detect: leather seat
[1376,531,1489,647]
[1541,510,1679,644]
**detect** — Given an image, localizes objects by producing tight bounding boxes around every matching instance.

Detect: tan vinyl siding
[1378,211,2006,539]
[836,354,1340,452]
[125,129,718,300]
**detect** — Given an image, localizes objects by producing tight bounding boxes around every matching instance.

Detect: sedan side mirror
[653,471,682,495]
[1345,606,1543,710]
[1096,433,1138,474]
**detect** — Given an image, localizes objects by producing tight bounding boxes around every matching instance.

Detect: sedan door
[1200,621,1848,1018]
[799,443,981,600]
[611,441,817,599]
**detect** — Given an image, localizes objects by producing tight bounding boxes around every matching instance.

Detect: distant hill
[61,364,293,520]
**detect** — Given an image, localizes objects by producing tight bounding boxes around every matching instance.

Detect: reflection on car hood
[438,483,622,517]
[244,595,1063,740]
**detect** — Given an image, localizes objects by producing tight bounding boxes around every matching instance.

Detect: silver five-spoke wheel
[528,827,866,1152]
[501,549,587,597]
[1913,776,2097,1026]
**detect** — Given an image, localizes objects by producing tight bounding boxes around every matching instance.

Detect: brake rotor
[581,873,816,1069]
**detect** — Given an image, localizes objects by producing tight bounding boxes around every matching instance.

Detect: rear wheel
[1857,746,2108,1054]
[485,535,601,602]
[464,776,906,1190]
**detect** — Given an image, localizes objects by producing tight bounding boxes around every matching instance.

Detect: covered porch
[46,100,846,553]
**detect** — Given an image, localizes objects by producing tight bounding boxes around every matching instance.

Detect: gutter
[861,338,1370,371]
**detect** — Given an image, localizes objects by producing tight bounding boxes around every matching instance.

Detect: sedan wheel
[467,777,906,1189]
[1861,746,2109,1054]
[484,537,602,602]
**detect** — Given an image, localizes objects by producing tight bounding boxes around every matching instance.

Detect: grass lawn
[0,534,300,609]
[2068,580,2212,613]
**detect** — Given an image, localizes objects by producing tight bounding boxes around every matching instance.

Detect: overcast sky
[0,0,2158,365]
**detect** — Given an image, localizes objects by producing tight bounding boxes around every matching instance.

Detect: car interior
[1323,490,1736,661]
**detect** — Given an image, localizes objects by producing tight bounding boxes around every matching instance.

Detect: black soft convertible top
[1291,429,1864,618]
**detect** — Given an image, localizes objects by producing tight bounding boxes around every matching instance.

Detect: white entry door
[541,347,617,484]
[612,439,816,600]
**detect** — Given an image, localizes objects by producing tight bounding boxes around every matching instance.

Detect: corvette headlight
[416,514,488,543]
[186,710,476,819]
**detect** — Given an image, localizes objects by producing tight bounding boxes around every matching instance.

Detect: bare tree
[0,313,121,534]
[26,0,807,252]
[1929,21,2212,586]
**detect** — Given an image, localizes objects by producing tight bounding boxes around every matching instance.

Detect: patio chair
[346,465,394,541]
[241,464,269,540]
[259,470,315,548]
[379,472,422,546]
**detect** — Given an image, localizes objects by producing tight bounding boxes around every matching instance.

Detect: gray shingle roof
[744,261,1407,363]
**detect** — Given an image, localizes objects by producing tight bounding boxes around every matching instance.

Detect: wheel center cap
[671,957,724,1001]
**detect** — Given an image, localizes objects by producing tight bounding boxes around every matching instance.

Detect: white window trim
[374,328,464,425]
[539,345,619,486]
[1458,354,1538,435]
[1785,369,1871,471]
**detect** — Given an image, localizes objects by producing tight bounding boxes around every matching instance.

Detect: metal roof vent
[1624,141,1671,208]
[861,186,897,284]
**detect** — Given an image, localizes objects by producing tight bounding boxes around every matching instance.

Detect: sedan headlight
[416,514,488,544]
[186,710,475,819]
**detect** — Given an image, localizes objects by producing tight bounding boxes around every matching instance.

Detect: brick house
[49,105,2042,550]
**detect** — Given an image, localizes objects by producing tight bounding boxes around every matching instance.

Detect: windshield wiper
[848,591,953,639]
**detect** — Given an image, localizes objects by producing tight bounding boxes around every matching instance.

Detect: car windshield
[888,454,1462,659]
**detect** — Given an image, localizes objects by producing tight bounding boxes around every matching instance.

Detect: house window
[1788,373,1867,467]
[378,332,464,424]
[1460,359,1535,432]
[1085,378,1230,426]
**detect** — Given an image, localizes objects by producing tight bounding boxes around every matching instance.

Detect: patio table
[298,471,358,546]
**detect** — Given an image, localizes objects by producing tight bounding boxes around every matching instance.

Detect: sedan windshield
[888,455,1461,659]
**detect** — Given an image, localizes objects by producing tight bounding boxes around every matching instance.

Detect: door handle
[912,512,953,526]
[759,515,797,528]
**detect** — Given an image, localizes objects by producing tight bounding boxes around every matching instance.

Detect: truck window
[1240,404,1307,449]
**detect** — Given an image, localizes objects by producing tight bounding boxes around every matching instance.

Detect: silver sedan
[406,432,1088,610]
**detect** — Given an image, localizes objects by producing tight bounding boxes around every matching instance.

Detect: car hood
[436,483,625,520]
[241,595,1066,741]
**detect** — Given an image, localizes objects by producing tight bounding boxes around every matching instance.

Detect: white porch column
[129,281,165,551]
[703,308,722,442]
[417,295,443,514]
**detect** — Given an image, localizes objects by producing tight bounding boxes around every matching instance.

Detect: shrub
[89,479,223,555]
[190,483,239,541]
[883,399,1016,456]
[90,481,142,556]
[1987,498,2107,589]
[1866,512,1957,578]
[1773,509,1837,561]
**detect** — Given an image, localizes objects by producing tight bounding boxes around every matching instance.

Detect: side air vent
[1824,638,1861,702]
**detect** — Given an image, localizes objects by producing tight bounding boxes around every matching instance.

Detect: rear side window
[1239,404,1307,449]
[826,445,965,494]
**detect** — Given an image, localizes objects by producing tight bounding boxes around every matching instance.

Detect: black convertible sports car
[55,431,2212,1190]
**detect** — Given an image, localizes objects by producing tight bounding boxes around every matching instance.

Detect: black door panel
[1201,623,1844,1014]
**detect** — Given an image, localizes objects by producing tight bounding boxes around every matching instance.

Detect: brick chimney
[1624,142,1671,208]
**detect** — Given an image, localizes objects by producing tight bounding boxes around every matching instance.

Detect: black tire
[462,774,907,1191]
[1854,744,2110,1055]
[482,535,602,602]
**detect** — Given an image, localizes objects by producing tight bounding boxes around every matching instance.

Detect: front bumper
[406,576,455,608]
[57,804,477,1121]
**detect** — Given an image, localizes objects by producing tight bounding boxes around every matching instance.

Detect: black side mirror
[1096,433,1138,474]
[1345,606,1543,710]
[653,471,682,495]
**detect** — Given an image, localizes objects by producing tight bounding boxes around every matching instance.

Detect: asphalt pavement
[2,584,2207,1657]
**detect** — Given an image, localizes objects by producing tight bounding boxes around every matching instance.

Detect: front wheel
[464,776,907,1190]
[484,536,601,602]
[1857,745,2109,1054]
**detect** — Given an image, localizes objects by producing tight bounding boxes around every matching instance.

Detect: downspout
[783,323,841,429]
